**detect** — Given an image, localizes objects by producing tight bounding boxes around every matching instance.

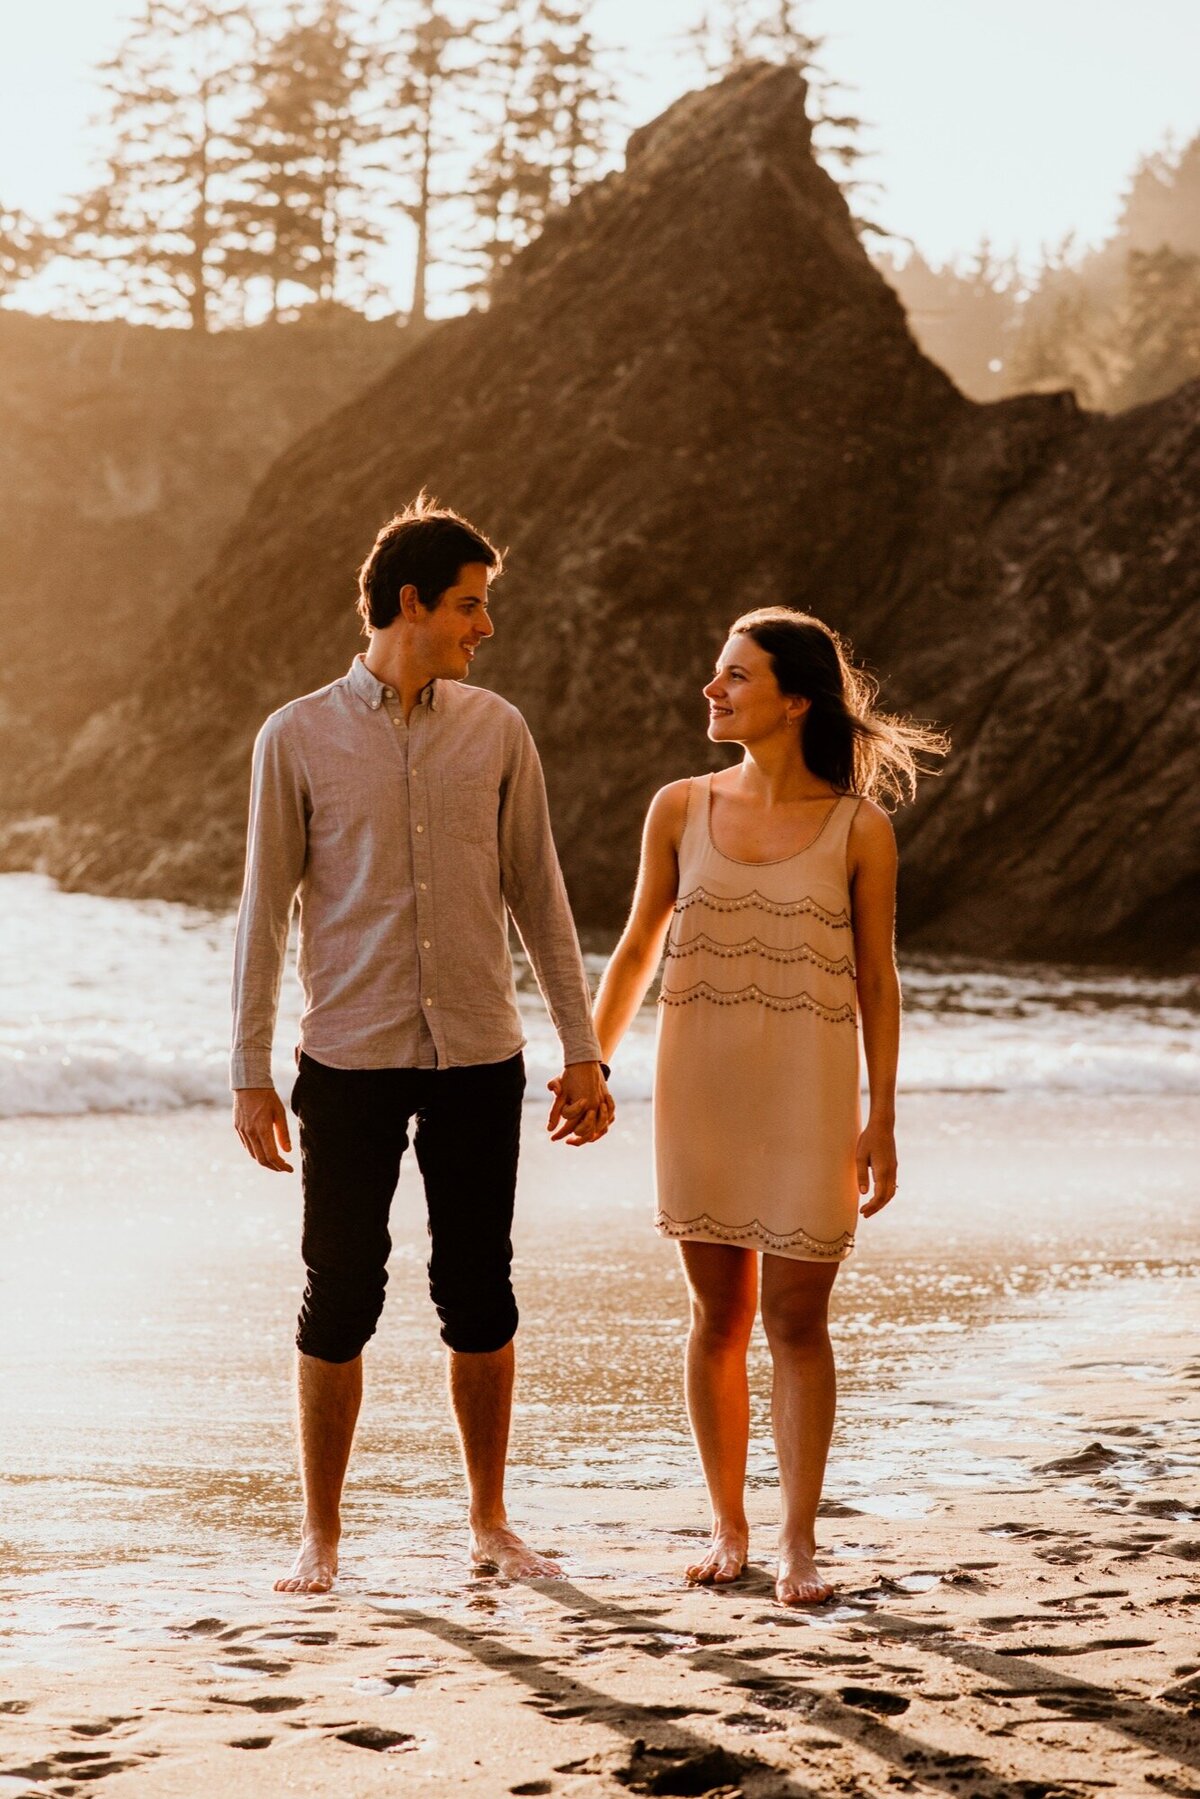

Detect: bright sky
[3,0,1198,311]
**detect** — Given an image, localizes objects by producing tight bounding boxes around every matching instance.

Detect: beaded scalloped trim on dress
[658,980,856,1023]
[664,932,856,977]
[672,886,852,928]
[654,1209,856,1259]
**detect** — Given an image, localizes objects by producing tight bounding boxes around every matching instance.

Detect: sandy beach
[1,1092,1197,1796]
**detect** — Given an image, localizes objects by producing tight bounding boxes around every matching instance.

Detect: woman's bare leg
[677,1241,759,1583]
[760,1255,840,1604]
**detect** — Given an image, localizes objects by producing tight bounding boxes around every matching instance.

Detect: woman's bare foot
[685,1522,749,1586]
[470,1521,563,1580]
[275,1531,338,1594]
[775,1540,833,1606]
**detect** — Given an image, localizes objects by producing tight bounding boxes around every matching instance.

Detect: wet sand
[1,1093,1197,1795]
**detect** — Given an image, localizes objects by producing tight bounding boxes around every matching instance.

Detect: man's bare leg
[275,1351,362,1593]
[677,1241,758,1584]
[761,1256,839,1605]
[449,1341,561,1578]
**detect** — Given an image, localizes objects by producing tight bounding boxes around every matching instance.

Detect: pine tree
[464,0,616,292]
[369,0,466,325]
[222,15,334,320]
[1117,136,1200,258]
[535,1,617,204]
[878,238,1020,401]
[63,0,254,331]
[297,1,384,311]
[466,3,543,288]
[0,206,51,301]
[1006,240,1116,407]
[1113,247,1200,408]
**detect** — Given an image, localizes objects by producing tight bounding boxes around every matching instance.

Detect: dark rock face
[8,65,1198,966]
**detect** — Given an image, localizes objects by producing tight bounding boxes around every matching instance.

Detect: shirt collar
[348,654,439,712]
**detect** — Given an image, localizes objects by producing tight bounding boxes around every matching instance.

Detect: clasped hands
[546,1060,615,1146]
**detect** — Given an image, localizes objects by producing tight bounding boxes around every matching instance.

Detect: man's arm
[498,717,610,1142]
[231,716,307,1170]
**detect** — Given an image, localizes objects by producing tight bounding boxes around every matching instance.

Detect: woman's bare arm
[849,800,901,1217]
[591,781,690,1063]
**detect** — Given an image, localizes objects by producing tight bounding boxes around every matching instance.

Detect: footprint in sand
[734,1677,812,1713]
[837,1686,911,1716]
[258,1628,336,1646]
[211,1693,306,1713]
[1,1746,154,1789]
[229,1735,274,1750]
[639,1703,719,1720]
[1157,1671,1200,1714]
[723,1708,785,1733]
[557,1743,750,1791]
[336,1726,417,1753]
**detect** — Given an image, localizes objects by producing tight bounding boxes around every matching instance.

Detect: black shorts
[290,1050,525,1360]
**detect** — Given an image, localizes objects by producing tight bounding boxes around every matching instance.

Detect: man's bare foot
[470,1521,562,1580]
[775,1542,833,1606]
[274,1532,338,1594]
[685,1523,749,1586]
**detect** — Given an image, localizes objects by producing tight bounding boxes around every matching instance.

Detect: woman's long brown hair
[730,607,949,806]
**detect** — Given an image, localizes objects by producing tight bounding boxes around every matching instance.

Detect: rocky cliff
[0,310,405,798]
[7,65,1198,965]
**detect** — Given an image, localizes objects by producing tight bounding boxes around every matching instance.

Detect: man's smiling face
[412,561,495,680]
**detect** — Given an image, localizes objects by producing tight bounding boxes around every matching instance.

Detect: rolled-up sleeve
[498,720,601,1067]
[230,717,308,1089]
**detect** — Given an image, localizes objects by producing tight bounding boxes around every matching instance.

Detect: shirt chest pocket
[439,777,498,846]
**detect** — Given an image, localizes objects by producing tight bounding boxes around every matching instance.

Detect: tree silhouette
[368,0,468,325]
[1114,247,1200,408]
[64,0,254,331]
[0,206,51,301]
[466,0,616,291]
[223,15,338,319]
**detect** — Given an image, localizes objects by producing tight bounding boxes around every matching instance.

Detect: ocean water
[1,871,1196,1589]
[1,873,1196,1118]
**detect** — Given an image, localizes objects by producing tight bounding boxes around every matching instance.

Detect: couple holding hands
[231,498,942,1606]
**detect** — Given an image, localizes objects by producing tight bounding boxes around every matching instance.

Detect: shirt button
[423,939,431,949]
[419,882,427,891]
[393,717,402,727]
[424,997,433,1007]
[416,823,424,833]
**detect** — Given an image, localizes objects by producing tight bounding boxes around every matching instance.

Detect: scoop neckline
[703,772,845,867]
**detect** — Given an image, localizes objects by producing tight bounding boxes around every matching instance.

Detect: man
[231,495,612,1593]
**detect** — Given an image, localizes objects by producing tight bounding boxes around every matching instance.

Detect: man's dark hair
[356,493,502,631]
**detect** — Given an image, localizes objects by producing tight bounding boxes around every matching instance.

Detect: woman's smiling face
[703,633,806,745]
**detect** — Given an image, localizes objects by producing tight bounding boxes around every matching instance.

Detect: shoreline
[1,1095,1197,1793]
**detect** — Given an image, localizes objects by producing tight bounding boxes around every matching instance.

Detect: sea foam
[1,874,1196,1118]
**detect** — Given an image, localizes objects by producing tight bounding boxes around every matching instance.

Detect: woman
[589,607,945,1606]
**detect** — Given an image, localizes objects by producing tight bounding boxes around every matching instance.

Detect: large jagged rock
[8,64,1199,965]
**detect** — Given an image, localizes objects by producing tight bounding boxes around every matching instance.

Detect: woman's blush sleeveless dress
[654,775,862,1261]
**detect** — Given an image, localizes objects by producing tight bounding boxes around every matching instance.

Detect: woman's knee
[689,1288,756,1350]
[681,1244,757,1348]
[761,1292,830,1354]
